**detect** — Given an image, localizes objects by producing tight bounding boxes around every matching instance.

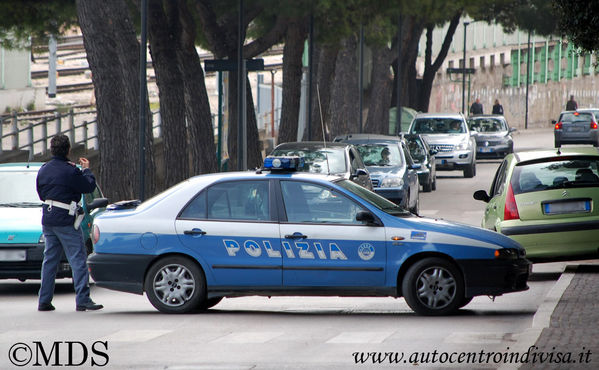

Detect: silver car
[553,110,599,148]
[467,115,516,159]
[408,113,477,178]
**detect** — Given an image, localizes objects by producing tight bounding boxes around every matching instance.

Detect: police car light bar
[263,156,304,171]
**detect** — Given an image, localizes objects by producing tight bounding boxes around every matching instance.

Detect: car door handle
[285,232,307,239]
[184,228,207,236]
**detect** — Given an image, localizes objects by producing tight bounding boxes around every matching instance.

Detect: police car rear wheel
[402,258,464,316]
[144,257,205,314]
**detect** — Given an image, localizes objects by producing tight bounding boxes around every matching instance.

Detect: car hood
[366,166,405,177]
[420,134,467,145]
[0,207,43,244]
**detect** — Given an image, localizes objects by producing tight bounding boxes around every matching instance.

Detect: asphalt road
[0,127,571,369]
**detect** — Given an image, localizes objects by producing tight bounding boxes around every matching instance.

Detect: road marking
[211,331,283,343]
[326,331,393,344]
[99,329,171,342]
[444,331,508,344]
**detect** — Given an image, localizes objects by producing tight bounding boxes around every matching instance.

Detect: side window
[490,160,508,197]
[349,149,358,173]
[401,142,415,166]
[281,181,366,225]
[83,186,102,205]
[180,181,269,221]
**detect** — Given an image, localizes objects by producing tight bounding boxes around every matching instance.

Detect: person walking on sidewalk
[566,95,578,111]
[470,98,483,115]
[492,99,504,115]
[36,134,103,312]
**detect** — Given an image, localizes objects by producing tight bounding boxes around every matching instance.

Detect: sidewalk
[520,263,599,369]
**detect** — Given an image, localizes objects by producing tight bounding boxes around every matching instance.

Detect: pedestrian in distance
[492,99,504,115]
[470,98,483,115]
[36,134,103,312]
[566,95,578,111]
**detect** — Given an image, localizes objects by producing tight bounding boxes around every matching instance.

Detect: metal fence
[0,108,162,161]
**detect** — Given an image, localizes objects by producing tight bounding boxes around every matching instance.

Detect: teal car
[0,163,107,281]
[473,148,599,262]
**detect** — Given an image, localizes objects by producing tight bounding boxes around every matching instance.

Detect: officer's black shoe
[38,303,55,311]
[76,301,103,311]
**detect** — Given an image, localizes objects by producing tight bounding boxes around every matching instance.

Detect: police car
[88,156,530,316]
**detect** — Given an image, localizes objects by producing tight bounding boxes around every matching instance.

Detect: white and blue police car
[88,156,530,316]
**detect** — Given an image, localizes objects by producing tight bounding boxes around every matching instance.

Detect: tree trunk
[364,45,393,134]
[277,19,307,145]
[327,35,360,139]
[176,0,217,175]
[148,0,189,188]
[305,43,339,141]
[76,0,155,201]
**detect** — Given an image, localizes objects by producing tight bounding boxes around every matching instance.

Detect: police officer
[36,134,103,312]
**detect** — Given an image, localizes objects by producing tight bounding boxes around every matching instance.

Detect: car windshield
[355,144,402,167]
[406,137,426,162]
[0,171,42,207]
[468,118,507,132]
[411,118,465,134]
[335,179,411,216]
[560,112,594,124]
[270,146,347,174]
[511,157,599,195]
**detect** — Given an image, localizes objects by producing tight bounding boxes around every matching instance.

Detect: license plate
[479,147,493,153]
[543,200,591,215]
[0,250,26,262]
[567,126,582,132]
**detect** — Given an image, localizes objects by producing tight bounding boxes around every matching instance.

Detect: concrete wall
[428,61,599,130]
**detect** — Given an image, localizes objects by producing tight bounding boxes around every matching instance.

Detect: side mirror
[356,211,381,226]
[87,197,109,210]
[473,190,490,203]
[551,120,557,124]
[351,168,368,179]
[410,163,422,170]
[470,131,478,136]
[429,149,438,156]
[509,127,518,133]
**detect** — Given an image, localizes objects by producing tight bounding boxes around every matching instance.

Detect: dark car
[552,110,599,148]
[269,142,373,190]
[404,134,437,192]
[467,115,516,159]
[334,134,420,213]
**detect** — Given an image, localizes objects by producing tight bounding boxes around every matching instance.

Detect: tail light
[591,121,598,130]
[504,183,520,220]
[92,224,100,244]
[554,122,562,130]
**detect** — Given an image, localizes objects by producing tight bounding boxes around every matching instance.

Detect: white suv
[408,113,477,178]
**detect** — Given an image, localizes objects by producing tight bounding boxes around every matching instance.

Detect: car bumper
[458,258,531,297]
[475,144,512,158]
[555,130,599,145]
[499,220,599,261]
[88,253,155,294]
[435,150,473,169]
[373,187,407,206]
[0,244,70,280]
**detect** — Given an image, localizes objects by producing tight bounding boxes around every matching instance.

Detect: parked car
[333,134,420,213]
[552,110,599,148]
[473,147,599,262]
[89,156,530,316]
[408,113,477,178]
[467,115,516,159]
[0,162,108,281]
[269,141,373,190]
[404,134,437,192]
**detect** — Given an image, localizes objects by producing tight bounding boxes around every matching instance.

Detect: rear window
[511,157,599,195]
[270,147,347,174]
[410,118,465,134]
[559,112,594,124]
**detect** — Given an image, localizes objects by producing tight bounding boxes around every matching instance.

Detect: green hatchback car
[473,147,599,262]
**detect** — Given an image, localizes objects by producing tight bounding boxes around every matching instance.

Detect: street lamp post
[462,21,469,115]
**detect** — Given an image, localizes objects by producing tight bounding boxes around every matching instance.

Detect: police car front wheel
[144,256,206,314]
[401,257,464,316]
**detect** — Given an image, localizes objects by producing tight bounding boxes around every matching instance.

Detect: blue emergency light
[263,156,304,171]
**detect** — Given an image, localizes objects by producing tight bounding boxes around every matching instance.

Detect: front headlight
[456,140,470,150]
[494,248,519,260]
[381,177,404,188]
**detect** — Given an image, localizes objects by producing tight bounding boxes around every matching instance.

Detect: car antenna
[317,83,331,174]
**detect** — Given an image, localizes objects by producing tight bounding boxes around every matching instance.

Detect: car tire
[458,296,473,308]
[198,297,223,311]
[144,256,205,314]
[463,161,476,178]
[410,197,419,215]
[431,176,437,191]
[554,138,561,148]
[401,257,464,316]
[422,176,433,193]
